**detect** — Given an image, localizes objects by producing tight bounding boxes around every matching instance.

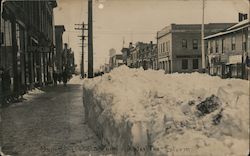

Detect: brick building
[157,23,235,74]
[126,41,157,69]
[0,0,57,97]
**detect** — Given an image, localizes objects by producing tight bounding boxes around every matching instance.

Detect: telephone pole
[201,0,205,71]
[75,22,87,78]
[88,0,93,78]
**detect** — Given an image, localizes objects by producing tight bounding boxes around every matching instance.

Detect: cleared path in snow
[0,77,108,156]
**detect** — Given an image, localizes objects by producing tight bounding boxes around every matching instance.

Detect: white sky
[54,0,249,71]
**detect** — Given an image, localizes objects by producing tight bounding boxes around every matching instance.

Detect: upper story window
[222,38,225,53]
[163,43,165,52]
[161,43,163,53]
[182,39,187,48]
[231,36,236,51]
[242,34,247,51]
[166,42,169,52]
[215,40,219,53]
[193,39,198,50]
[209,40,213,54]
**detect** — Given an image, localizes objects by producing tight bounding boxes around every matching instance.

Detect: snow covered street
[0,76,106,156]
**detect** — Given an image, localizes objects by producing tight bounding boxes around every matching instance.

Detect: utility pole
[75,22,88,78]
[88,0,93,78]
[201,0,205,72]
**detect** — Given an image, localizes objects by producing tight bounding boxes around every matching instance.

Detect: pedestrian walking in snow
[58,73,62,84]
[53,71,58,86]
[62,70,68,87]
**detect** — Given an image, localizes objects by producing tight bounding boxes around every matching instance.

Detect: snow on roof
[204,21,249,40]
[227,19,249,30]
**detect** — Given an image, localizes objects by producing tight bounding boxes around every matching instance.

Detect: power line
[75,22,88,78]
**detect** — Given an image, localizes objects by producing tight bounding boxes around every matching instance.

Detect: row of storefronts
[205,17,249,80]
[0,1,57,97]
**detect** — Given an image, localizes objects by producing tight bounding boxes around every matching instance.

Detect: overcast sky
[54,0,249,71]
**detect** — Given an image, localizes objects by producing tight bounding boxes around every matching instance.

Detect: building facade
[157,23,235,74]
[109,54,123,69]
[0,0,57,97]
[205,19,249,79]
[55,25,65,73]
[126,41,157,69]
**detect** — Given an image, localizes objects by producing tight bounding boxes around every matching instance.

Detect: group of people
[53,70,69,86]
[0,68,11,93]
[0,67,12,104]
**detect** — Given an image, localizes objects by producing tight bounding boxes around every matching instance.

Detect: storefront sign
[220,55,228,63]
[229,55,242,64]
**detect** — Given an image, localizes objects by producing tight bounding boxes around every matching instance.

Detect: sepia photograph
[0,0,249,155]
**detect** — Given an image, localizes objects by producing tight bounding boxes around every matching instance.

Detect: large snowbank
[83,66,249,156]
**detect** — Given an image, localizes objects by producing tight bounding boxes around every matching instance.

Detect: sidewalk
[0,76,106,156]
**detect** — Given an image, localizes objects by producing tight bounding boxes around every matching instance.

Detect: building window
[193,39,198,49]
[231,36,236,50]
[182,39,187,48]
[222,38,225,53]
[242,34,247,51]
[167,41,170,52]
[161,43,163,53]
[182,59,188,70]
[163,43,165,52]
[215,40,219,53]
[209,41,214,53]
[193,59,199,69]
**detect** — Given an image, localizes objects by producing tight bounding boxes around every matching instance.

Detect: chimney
[129,42,133,48]
[239,13,248,22]
[64,43,68,49]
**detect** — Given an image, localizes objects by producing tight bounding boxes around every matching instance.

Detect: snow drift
[83,66,249,156]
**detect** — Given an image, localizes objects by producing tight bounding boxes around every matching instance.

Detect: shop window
[0,32,3,45]
[193,59,199,69]
[182,59,188,70]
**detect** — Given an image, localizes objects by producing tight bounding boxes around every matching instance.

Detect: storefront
[226,55,244,79]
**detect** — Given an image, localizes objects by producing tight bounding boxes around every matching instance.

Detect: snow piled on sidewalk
[83,66,249,156]
[22,88,44,101]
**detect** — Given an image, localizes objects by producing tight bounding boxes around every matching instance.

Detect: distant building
[109,54,123,70]
[121,47,130,65]
[100,64,110,73]
[61,43,75,74]
[205,17,249,79]
[157,23,235,74]
[67,48,76,75]
[141,41,157,70]
[127,42,152,69]
[55,25,65,73]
